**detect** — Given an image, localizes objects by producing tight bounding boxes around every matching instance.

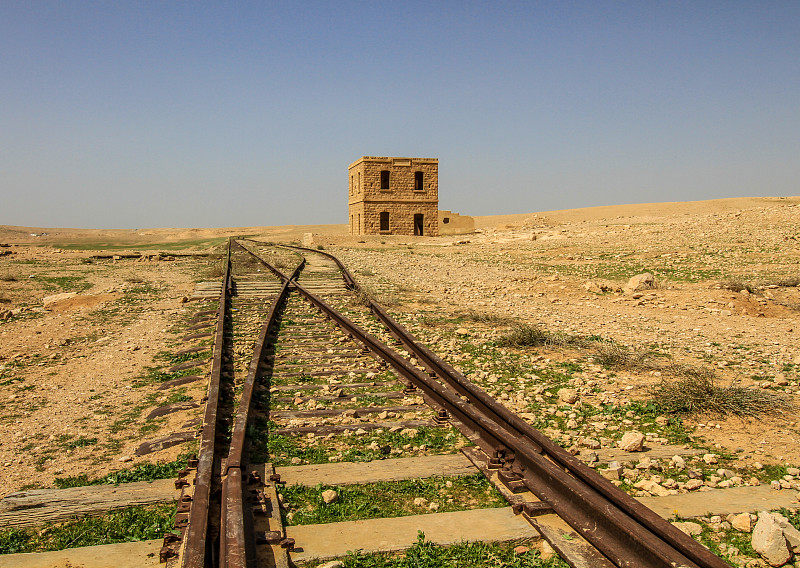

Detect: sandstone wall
[348,156,439,236]
[438,210,475,235]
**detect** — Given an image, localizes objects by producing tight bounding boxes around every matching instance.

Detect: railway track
[163,240,733,568]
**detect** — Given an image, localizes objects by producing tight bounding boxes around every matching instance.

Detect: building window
[380,211,390,231]
[442,217,450,224]
[415,171,424,191]
[380,170,390,190]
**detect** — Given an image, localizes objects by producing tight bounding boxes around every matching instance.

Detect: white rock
[623,273,655,294]
[671,455,686,469]
[671,521,702,537]
[728,512,752,532]
[684,479,703,491]
[774,514,800,553]
[321,489,338,504]
[42,292,77,308]
[752,511,791,566]
[557,388,579,405]
[619,431,645,452]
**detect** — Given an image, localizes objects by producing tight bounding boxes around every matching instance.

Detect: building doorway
[413,214,424,236]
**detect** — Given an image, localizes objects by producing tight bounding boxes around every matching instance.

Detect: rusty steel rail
[209,242,732,568]
[278,245,732,568]
[220,247,303,568]
[181,239,234,568]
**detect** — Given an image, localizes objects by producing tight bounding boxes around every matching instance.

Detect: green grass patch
[0,503,175,554]
[280,474,505,525]
[54,451,195,488]
[340,532,567,568]
[263,426,466,467]
[37,275,92,293]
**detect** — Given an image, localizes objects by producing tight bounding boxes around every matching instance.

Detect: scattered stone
[728,512,752,532]
[702,453,718,465]
[557,388,579,405]
[290,457,302,465]
[684,479,703,491]
[671,521,702,537]
[539,540,555,560]
[671,455,686,469]
[118,455,133,463]
[321,489,338,504]
[623,273,655,294]
[318,561,345,568]
[619,431,645,452]
[42,292,77,308]
[413,497,427,507]
[513,545,530,554]
[775,515,800,553]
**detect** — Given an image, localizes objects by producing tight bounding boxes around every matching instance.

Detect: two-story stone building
[348,156,438,236]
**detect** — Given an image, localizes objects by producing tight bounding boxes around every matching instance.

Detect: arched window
[380,211,390,231]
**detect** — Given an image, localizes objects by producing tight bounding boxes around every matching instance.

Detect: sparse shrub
[721,280,756,294]
[206,257,226,278]
[774,275,800,288]
[352,286,377,308]
[0,274,17,282]
[458,310,514,325]
[498,323,603,349]
[593,342,653,370]
[649,375,795,417]
[498,324,549,347]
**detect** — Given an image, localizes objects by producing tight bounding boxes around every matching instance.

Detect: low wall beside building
[438,210,474,235]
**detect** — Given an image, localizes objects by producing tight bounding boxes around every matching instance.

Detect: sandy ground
[1,195,798,497]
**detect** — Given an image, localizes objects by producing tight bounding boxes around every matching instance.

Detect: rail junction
[160,239,732,568]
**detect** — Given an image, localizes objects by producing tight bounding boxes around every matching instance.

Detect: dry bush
[498,324,549,347]
[0,274,17,282]
[773,275,800,288]
[458,310,514,325]
[498,323,603,349]
[593,342,654,370]
[649,375,795,417]
[206,257,226,278]
[351,285,400,307]
[721,280,756,294]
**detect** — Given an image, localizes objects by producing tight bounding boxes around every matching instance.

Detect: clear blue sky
[2,1,799,229]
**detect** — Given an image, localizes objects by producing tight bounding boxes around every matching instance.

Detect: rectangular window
[415,171,424,191]
[380,211,390,231]
[380,170,390,190]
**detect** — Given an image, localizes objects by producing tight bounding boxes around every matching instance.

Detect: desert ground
[1,196,799,564]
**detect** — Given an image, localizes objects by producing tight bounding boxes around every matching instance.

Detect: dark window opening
[442,217,450,224]
[414,214,424,236]
[414,171,424,191]
[380,211,390,231]
[380,170,390,190]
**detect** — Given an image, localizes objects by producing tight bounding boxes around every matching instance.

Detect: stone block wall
[348,156,439,236]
